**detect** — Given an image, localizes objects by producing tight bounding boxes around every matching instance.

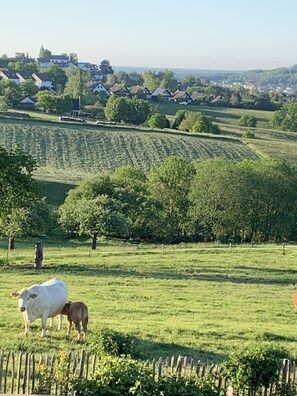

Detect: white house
[37,55,70,68]
[0,69,20,84]
[90,82,110,95]
[78,62,99,72]
[32,73,53,89]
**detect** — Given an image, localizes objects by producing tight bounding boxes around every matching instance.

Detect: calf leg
[82,317,88,338]
[74,321,82,341]
[67,320,72,336]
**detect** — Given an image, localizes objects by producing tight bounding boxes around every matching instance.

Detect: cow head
[10,289,37,312]
[61,301,72,315]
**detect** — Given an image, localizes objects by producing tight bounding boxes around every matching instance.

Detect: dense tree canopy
[104,96,150,125]
[271,103,297,132]
[58,156,297,244]
[0,146,40,243]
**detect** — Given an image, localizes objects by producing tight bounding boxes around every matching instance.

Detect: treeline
[1,152,297,246]
[58,156,297,246]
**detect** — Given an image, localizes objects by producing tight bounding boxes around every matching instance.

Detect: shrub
[242,130,255,138]
[238,114,257,127]
[148,113,170,129]
[223,345,287,396]
[72,355,218,396]
[72,355,155,396]
[156,374,218,396]
[89,328,139,358]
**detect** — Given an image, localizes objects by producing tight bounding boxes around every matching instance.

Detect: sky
[1,0,297,71]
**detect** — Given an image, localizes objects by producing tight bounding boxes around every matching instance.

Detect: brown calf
[61,301,88,341]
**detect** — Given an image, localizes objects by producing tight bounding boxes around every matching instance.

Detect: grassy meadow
[0,117,259,184]
[1,240,297,363]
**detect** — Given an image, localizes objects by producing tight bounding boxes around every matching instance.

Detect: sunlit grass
[1,240,297,363]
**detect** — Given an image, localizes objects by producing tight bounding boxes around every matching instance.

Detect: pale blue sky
[1,0,296,71]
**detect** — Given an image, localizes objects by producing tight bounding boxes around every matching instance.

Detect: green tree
[148,113,170,129]
[159,69,178,92]
[64,68,93,105]
[8,61,38,75]
[172,109,187,129]
[238,114,257,127]
[112,165,160,239]
[148,156,196,241]
[142,70,160,92]
[178,111,220,134]
[104,96,150,125]
[190,158,297,243]
[59,176,127,249]
[104,95,130,123]
[0,146,40,248]
[39,46,52,58]
[69,53,78,63]
[3,84,21,107]
[19,79,39,98]
[36,90,57,113]
[44,64,68,93]
[271,102,297,132]
[55,94,73,115]
[99,59,114,76]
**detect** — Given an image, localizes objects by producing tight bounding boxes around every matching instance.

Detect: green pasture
[1,240,297,363]
[158,102,274,129]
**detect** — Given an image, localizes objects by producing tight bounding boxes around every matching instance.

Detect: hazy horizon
[1,0,296,71]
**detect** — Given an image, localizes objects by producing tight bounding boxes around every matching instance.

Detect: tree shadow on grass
[4,263,296,286]
[86,329,227,364]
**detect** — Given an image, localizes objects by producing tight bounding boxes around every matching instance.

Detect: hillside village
[0,49,295,119]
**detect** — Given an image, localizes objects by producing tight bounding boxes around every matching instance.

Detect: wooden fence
[0,349,296,395]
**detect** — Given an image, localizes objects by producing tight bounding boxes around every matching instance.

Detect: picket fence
[0,349,295,395]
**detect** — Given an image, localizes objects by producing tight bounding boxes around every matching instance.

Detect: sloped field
[0,119,260,183]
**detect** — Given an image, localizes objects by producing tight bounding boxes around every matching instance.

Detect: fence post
[35,241,43,269]
[0,349,4,393]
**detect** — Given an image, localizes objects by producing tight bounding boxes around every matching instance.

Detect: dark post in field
[35,241,43,269]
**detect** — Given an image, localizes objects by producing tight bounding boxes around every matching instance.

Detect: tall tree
[59,176,127,249]
[64,68,93,105]
[142,70,160,92]
[112,165,160,239]
[38,46,52,58]
[148,156,196,241]
[0,146,40,248]
[99,59,114,76]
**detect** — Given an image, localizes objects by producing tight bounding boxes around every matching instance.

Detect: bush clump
[89,328,139,358]
[223,345,287,396]
[72,355,218,396]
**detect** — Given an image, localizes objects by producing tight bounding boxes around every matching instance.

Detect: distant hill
[113,65,244,75]
[114,65,297,91]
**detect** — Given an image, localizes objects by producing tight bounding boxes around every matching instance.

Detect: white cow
[10,278,68,337]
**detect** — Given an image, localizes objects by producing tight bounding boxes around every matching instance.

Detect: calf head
[10,289,37,312]
[61,301,72,315]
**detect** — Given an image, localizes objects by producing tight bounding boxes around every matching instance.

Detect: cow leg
[41,315,48,337]
[74,321,81,341]
[24,317,30,336]
[57,314,63,331]
[50,317,55,328]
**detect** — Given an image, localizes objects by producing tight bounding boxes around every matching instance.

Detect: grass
[0,117,259,185]
[158,102,274,129]
[1,239,297,363]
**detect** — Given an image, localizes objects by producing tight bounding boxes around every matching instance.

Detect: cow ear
[10,292,19,298]
[30,293,37,299]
